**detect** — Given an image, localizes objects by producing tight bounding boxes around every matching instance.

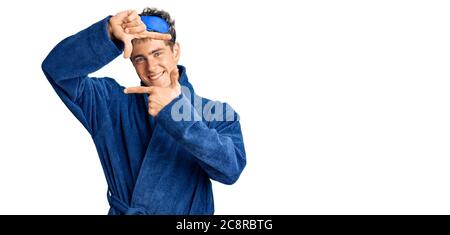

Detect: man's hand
[124,69,181,117]
[108,10,172,58]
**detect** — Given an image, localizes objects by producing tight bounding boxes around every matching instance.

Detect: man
[41,7,246,215]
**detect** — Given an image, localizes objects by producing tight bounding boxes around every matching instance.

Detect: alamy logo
[170,86,238,122]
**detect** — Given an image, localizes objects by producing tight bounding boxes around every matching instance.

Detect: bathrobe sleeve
[41,17,123,136]
[156,94,247,185]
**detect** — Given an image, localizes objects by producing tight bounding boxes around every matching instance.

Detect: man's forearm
[42,16,123,84]
[156,94,247,185]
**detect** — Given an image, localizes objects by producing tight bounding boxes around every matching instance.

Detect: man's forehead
[132,39,169,53]
[133,37,167,47]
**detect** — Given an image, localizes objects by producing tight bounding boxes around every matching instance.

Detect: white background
[0,0,450,214]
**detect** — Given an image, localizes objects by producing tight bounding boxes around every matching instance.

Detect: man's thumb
[170,68,180,87]
[123,39,133,58]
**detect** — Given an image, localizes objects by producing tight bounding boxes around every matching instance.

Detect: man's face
[130,39,180,87]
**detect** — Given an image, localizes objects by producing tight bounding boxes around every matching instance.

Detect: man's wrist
[107,19,114,39]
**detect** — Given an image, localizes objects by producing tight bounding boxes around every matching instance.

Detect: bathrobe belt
[107,191,147,215]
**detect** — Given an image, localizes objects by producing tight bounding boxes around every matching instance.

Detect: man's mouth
[148,71,164,81]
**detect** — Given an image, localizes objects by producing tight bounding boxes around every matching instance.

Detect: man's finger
[114,10,131,20]
[125,24,146,34]
[124,20,142,28]
[136,31,172,41]
[123,39,133,58]
[148,108,157,117]
[126,11,139,22]
[170,68,180,88]
[124,86,154,94]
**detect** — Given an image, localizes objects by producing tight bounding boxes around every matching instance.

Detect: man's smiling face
[130,38,180,87]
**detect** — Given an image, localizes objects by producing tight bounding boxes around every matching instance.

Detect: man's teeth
[150,72,163,80]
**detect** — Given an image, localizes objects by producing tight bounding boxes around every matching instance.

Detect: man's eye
[134,57,145,63]
[154,52,162,57]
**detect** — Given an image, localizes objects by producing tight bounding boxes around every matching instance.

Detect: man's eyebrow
[149,48,164,54]
[131,48,165,60]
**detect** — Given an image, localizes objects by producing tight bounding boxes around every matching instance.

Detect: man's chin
[144,80,169,88]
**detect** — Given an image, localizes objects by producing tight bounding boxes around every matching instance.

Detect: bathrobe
[41,16,246,215]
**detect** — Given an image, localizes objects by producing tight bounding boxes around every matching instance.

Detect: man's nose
[146,59,157,73]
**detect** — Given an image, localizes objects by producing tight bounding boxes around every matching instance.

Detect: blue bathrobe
[41,16,246,215]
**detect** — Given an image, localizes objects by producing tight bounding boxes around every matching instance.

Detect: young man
[41,7,246,215]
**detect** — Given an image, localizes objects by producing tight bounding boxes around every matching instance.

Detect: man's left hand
[124,68,181,117]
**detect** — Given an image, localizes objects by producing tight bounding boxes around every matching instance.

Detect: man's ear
[172,42,180,63]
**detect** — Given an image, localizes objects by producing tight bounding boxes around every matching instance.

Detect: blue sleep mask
[140,15,170,33]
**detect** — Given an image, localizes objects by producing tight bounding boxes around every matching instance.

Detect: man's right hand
[108,10,172,58]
